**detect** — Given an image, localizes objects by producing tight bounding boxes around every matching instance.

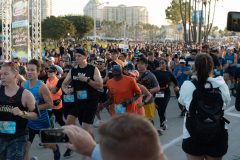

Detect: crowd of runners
[0,39,239,160]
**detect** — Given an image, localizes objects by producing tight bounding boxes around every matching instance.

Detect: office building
[83,0,149,26]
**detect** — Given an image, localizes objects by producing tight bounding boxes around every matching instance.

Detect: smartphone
[40,128,69,144]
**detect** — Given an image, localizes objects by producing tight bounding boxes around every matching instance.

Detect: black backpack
[186,79,230,144]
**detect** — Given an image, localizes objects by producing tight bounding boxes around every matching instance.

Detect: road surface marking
[162,106,237,151]
[225,112,240,118]
[225,105,235,113]
[163,136,182,151]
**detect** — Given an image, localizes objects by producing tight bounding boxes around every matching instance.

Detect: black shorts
[182,130,228,157]
[28,127,40,143]
[98,91,107,103]
[62,103,75,118]
[69,101,98,125]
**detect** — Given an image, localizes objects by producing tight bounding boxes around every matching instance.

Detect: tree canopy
[42,16,76,40]
[64,15,93,38]
[165,0,191,25]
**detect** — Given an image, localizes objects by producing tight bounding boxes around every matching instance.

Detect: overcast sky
[52,0,240,30]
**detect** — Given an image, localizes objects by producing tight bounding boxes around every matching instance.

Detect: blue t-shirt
[173,66,191,86]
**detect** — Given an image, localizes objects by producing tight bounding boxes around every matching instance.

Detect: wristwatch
[21,111,28,118]
[87,78,91,84]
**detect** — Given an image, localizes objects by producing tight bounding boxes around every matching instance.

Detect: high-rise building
[83,0,103,21]
[41,0,53,20]
[83,0,149,26]
[125,6,148,26]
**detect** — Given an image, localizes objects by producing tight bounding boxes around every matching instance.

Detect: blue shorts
[0,134,28,160]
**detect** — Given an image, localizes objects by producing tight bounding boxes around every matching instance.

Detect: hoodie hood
[207,76,226,88]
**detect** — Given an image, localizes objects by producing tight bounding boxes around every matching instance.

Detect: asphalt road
[29,96,240,160]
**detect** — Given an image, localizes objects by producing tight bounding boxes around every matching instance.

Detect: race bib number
[114,104,126,114]
[155,92,164,98]
[77,90,87,100]
[0,121,16,134]
[63,95,74,103]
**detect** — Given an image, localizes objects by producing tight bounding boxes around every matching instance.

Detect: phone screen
[40,128,69,143]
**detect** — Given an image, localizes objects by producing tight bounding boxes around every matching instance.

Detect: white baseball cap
[179,59,186,63]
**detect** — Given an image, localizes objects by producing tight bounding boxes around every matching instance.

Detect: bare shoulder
[22,89,35,107]
[22,89,34,99]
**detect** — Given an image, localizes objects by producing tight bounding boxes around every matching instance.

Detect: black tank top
[0,86,28,140]
[71,64,98,104]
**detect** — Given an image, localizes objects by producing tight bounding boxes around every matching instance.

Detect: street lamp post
[94,1,109,43]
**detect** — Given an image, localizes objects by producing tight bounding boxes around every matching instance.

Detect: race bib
[155,92,164,98]
[114,104,126,114]
[0,121,16,134]
[77,90,87,100]
[227,60,233,64]
[188,61,195,65]
[63,95,74,103]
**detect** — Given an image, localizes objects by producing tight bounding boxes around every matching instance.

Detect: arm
[38,83,54,110]
[88,67,103,90]
[100,83,114,109]
[62,70,73,94]
[149,73,160,94]
[149,85,160,94]
[170,72,179,87]
[233,54,238,65]
[51,78,63,94]
[122,80,142,106]
[63,125,97,157]
[12,90,38,120]
[139,84,152,104]
[18,74,26,84]
[183,67,192,76]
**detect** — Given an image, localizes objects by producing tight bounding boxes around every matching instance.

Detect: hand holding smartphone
[40,128,69,144]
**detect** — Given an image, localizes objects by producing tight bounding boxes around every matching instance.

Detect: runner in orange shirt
[104,61,141,115]
[46,66,65,126]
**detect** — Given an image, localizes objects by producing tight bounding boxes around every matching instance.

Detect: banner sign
[192,10,204,24]
[119,44,129,50]
[12,0,30,62]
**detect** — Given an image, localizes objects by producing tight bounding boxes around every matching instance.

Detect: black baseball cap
[75,48,87,56]
[48,66,57,72]
[137,56,148,64]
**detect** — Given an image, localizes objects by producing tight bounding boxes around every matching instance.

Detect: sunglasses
[159,61,166,64]
[48,71,55,73]
[96,62,104,65]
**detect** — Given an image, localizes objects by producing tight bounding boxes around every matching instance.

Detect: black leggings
[49,109,65,126]
[155,93,171,126]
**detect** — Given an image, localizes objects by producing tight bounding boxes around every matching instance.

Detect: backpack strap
[191,79,198,89]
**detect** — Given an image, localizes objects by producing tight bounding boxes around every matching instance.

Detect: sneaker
[157,129,163,136]
[160,123,167,131]
[53,144,61,160]
[63,148,73,158]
